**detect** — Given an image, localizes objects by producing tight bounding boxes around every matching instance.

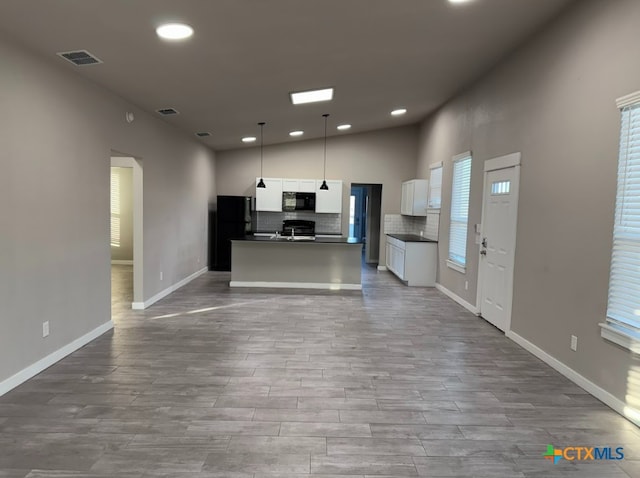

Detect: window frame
[600,90,640,352]
[110,169,121,248]
[428,162,443,210]
[447,152,472,273]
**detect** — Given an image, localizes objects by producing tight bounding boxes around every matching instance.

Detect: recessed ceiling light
[449,0,474,3]
[289,130,304,137]
[156,23,194,40]
[242,136,257,143]
[290,88,334,105]
[391,108,407,116]
[337,124,351,131]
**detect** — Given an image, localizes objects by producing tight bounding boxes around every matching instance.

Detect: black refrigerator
[211,195,252,271]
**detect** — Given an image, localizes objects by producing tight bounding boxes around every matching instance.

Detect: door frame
[476,152,521,333]
[350,183,383,265]
[111,156,144,308]
[351,186,367,241]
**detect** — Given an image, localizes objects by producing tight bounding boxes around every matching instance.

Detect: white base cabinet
[386,235,437,286]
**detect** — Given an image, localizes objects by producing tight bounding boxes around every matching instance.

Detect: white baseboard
[506,330,639,427]
[230,281,362,291]
[111,260,133,265]
[131,267,208,310]
[0,320,114,397]
[377,265,388,271]
[435,282,480,315]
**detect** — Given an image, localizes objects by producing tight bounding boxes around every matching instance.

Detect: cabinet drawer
[386,236,405,250]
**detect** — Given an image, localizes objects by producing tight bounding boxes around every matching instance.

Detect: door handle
[481,237,488,248]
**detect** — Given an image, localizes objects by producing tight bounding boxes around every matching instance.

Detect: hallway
[0,266,638,476]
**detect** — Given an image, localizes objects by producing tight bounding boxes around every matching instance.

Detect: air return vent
[57,50,103,66]
[156,108,180,116]
[195,132,211,137]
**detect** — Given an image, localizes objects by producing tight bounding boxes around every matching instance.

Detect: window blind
[449,154,472,267]
[110,169,121,248]
[606,102,640,333]
[429,164,443,209]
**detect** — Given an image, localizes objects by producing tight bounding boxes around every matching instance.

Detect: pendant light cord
[259,121,265,177]
[323,114,329,179]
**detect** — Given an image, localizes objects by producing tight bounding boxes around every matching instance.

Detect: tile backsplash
[384,212,440,241]
[255,211,342,235]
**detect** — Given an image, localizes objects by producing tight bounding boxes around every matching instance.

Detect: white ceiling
[0,0,575,151]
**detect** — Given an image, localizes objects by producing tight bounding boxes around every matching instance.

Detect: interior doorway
[350,183,383,265]
[110,156,143,311]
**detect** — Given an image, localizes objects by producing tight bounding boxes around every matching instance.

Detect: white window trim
[447,151,472,274]
[599,322,640,354]
[600,91,640,352]
[446,259,466,274]
[428,161,443,210]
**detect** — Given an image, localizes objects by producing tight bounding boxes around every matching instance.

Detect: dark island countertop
[386,233,437,243]
[234,235,362,244]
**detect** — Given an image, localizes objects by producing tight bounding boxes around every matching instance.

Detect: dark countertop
[387,233,438,243]
[234,235,362,244]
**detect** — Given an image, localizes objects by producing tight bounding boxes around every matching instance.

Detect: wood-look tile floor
[1,264,639,477]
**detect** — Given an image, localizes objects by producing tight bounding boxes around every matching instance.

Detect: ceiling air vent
[195,132,211,137]
[156,108,180,116]
[56,50,103,66]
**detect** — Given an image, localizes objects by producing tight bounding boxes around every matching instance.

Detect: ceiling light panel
[290,88,334,105]
[337,124,351,131]
[156,23,194,40]
[289,130,304,137]
[391,108,407,116]
[242,136,257,143]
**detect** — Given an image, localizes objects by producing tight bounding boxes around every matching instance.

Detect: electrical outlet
[42,321,49,338]
[464,281,468,290]
[160,271,163,281]
[570,335,578,351]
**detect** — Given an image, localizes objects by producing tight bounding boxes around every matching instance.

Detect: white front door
[478,154,520,332]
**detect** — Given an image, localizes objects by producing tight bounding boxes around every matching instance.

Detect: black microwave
[283,192,316,211]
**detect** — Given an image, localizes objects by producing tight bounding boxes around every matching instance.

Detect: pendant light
[320,114,329,190]
[257,121,266,188]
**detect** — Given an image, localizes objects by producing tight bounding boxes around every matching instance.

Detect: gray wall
[110,167,133,262]
[0,33,215,386]
[416,0,640,402]
[216,126,419,264]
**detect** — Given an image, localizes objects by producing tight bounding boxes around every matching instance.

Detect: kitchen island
[230,236,363,290]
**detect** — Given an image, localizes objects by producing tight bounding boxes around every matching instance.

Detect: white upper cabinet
[401,179,428,216]
[282,179,299,192]
[282,178,317,193]
[298,179,317,193]
[256,177,342,213]
[255,177,283,211]
[315,180,343,213]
